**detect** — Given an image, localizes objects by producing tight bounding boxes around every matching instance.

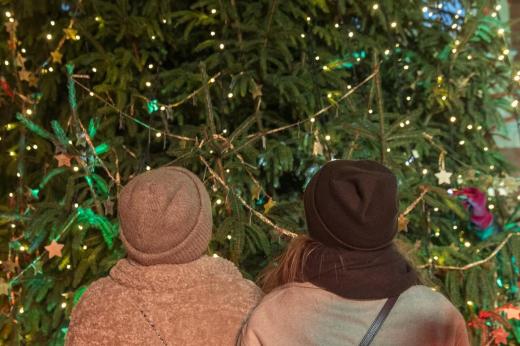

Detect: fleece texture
[67,256,262,346]
[239,282,470,346]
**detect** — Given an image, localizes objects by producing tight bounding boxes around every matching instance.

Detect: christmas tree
[1,0,519,344]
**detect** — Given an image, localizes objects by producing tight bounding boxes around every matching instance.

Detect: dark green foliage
[0,0,518,344]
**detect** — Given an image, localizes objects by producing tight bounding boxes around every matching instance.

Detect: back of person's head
[118,166,212,265]
[261,159,419,293]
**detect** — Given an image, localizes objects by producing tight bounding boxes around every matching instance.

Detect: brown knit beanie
[118,166,212,265]
[304,160,398,251]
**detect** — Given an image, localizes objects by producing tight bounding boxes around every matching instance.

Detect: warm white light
[390,22,397,28]
[73,166,79,172]
[8,193,14,198]
[160,106,165,111]
[50,20,55,26]
[497,28,505,35]
[325,135,331,141]
[348,32,354,38]
[226,234,232,240]
[466,124,473,130]
[151,35,156,40]
[48,67,54,72]
[334,23,339,28]
[46,34,53,40]
[146,165,151,171]
[459,140,465,145]
[422,168,428,175]
[82,245,88,250]
[219,43,225,50]
[16,172,21,178]
[405,120,410,125]
[227,92,233,98]
[5,11,11,17]
[403,65,409,70]
[484,147,489,151]
[511,100,518,108]
[306,17,311,22]
[322,65,329,71]
[310,117,315,123]
[327,93,332,98]
[66,264,71,269]
[10,223,16,229]
[4,60,8,66]
[89,92,94,96]
[467,55,472,60]
[372,4,379,10]
[453,225,458,230]
[210,31,216,36]
[514,75,520,81]
[26,109,33,115]
[209,78,215,83]
[477,125,482,130]
[300,33,305,38]
[368,109,373,114]
[399,122,405,128]
[162,19,167,24]
[19,245,25,251]
[386,148,391,152]
[145,81,152,87]
[406,96,411,101]
[451,48,457,54]
[464,241,471,248]
[78,225,84,230]
[434,207,439,212]
[347,85,352,89]
[433,256,439,260]
[441,95,447,101]
[489,165,494,170]
[422,7,428,12]
[216,198,222,205]
[19,307,24,314]
[9,151,16,157]
[315,56,320,61]
[75,35,80,40]
[155,132,162,138]
[9,17,14,23]
[454,40,460,46]
[92,67,97,73]
[148,64,154,69]
[384,49,390,55]
[498,55,505,61]
[74,203,79,208]
[26,146,31,151]
[495,5,502,11]
[211,9,217,14]
[61,302,67,309]
[503,49,510,55]
[222,129,228,134]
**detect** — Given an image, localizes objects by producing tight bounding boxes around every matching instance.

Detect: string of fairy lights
[1,1,519,321]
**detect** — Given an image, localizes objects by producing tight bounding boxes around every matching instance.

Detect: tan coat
[239,282,470,346]
[67,256,262,346]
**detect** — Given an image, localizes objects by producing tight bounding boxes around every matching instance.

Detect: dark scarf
[300,243,420,300]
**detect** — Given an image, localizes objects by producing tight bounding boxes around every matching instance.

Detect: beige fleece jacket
[66,256,262,346]
[240,282,470,346]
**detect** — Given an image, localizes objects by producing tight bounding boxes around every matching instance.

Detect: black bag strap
[359,295,399,346]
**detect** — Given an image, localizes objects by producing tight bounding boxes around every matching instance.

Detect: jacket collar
[109,256,240,291]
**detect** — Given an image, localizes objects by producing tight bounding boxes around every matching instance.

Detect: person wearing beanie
[67,166,262,346]
[240,160,470,346]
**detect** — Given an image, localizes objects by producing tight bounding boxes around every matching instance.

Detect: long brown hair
[259,235,424,294]
[259,235,322,293]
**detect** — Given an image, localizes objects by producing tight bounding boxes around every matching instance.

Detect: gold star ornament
[55,153,72,167]
[435,169,452,185]
[51,50,63,63]
[63,28,78,40]
[45,240,64,259]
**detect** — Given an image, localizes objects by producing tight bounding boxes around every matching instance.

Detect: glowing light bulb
[403,65,409,70]
[348,32,354,38]
[226,234,232,240]
[162,19,167,24]
[406,96,411,101]
[310,117,315,123]
[434,207,439,212]
[484,147,488,151]
[466,124,473,130]
[489,165,494,170]
[386,148,391,152]
[384,49,390,55]
[497,28,505,35]
[73,166,79,172]
[148,64,154,69]
[26,145,31,151]
[19,245,25,251]
[19,307,24,314]
[145,81,152,87]
[467,55,472,60]
[151,35,156,40]
[399,122,405,128]
[4,60,8,66]
[334,23,339,28]
[61,302,67,309]
[211,9,217,14]
[464,241,471,248]
[216,198,222,205]
[50,20,55,26]
[459,140,465,145]
[210,31,216,36]
[227,92,233,98]
[441,95,447,101]
[8,192,14,198]
[453,225,458,230]
[46,34,53,40]
[75,35,80,40]
[322,65,329,71]
[78,225,84,230]
[89,92,94,96]
[82,245,88,250]
[511,100,518,108]
[48,67,54,72]
[10,223,16,228]
[422,169,428,175]
[306,17,311,22]
[347,85,352,89]
[495,5,502,11]
[219,43,225,50]
[325,135,331,141]
[451,48,457,54]
[368,109,373,114]
[372,4,379,10]
[74,203,79,208]
[209,78,215,83]
[66,264,71,269]
[390,22,397,28]
[498,55,505,61]
[315,56,320,61]
[16,172,21,178]
[26,109,33,115]
[5,11,12,17]
[146,165,151,171]
[92,67,97,73]
[503,49,510,55]
[301,33,305,38]
[405,120,410,125]
[155,132,162,138]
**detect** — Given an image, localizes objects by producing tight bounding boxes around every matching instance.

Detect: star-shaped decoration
[51,50,63,64]
[18,69,31,82]
[2,260,18,273]
[63,28,78,40]
[398,214,409,232]
[45,240,64,259]
[0,279,8,296]
[55,153,73,167]
[16,53,26,67]
[491,327,509,345]
[435,169,452,185]
[263,198,276,214]
[32,260,43,275]
[28,74,38,87]
[499,305,520,320]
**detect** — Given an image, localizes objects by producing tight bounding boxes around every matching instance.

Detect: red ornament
[1,77,14,98]
[491,327,509,345]
[479,311,492,319]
